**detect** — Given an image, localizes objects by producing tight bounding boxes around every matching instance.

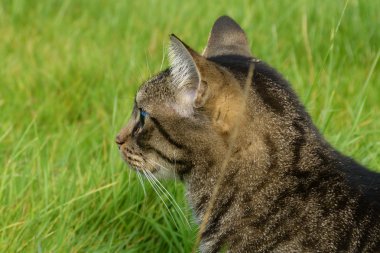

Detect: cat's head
[116,16,299,179]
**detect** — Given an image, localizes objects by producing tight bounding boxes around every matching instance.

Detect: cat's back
[339,153,380,204]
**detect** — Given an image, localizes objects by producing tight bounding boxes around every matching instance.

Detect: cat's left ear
[203,16,251,58]
[169,34,209,116]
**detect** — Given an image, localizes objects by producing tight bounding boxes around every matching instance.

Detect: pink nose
[115,134,125,146]
[116,127,129,146]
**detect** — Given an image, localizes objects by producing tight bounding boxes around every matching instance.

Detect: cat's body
[116,16,380,252]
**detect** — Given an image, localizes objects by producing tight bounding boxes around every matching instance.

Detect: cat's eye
[139,109,148,126]
[132,109,148,136]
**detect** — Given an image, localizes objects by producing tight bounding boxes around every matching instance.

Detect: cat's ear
[203,15,251,58]
[169,34,209,115]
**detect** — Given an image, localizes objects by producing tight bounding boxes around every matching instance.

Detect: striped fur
[116,16,380,252]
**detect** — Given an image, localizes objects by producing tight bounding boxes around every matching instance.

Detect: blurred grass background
[0,0,379,252]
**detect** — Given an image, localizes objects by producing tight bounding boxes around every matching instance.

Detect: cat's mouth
[119,145,158,174]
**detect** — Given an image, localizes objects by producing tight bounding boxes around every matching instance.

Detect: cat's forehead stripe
[136,69,172,108]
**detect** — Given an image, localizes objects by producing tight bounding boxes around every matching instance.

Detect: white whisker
[143,170,181,230]
[148,159,170,172]
[136,171,147,196]
[145,160,191,228]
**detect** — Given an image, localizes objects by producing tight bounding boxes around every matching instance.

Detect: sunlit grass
[0,0,379,252]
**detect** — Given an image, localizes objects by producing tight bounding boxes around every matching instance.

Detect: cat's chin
[125,162,177,180]
[124,161,156,174]
[140,167,178,180]
[152,168,178,180]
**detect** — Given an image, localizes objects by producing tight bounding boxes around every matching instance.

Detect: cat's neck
[183,121,338,221]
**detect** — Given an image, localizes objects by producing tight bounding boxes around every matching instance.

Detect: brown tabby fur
[116,16,380,252]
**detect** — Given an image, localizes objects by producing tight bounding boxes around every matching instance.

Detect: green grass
[0,0,379,252]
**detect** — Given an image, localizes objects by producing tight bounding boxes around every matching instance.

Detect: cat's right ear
[169,34,209,116]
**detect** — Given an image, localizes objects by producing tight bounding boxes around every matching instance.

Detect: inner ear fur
[169,34,247,137]
[169,35,210,111]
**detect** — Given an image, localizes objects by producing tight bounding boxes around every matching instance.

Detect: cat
[116,16,380,252]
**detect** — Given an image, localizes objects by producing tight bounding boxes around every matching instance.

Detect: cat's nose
[115,134,125,146]
[116,127,130,147]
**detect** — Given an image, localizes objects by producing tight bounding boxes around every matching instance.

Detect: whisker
[148,159,171,172]
[145,160,191,228]
[136,171,147,196]
[143,170,181,230]
[147,169,189,225]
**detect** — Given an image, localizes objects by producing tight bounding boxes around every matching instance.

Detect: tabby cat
[116,16,380,252]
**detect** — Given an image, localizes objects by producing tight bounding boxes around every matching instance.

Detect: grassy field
[0,0,379,252]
